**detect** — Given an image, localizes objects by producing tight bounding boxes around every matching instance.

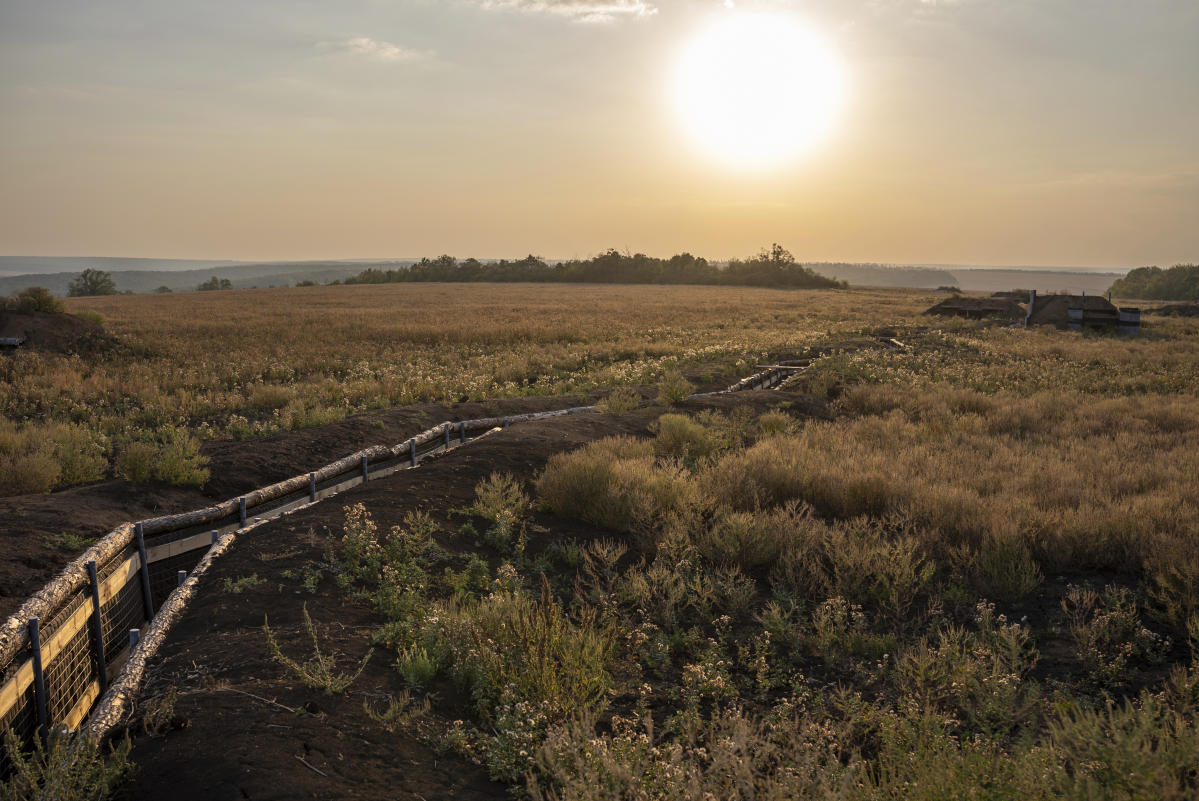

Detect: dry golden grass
[4,283,928,495]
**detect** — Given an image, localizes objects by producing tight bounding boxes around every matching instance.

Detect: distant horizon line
[0,254,1138,275]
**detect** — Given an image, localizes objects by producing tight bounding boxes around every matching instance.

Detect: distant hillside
[0,256,244,277]
[947,269,1127,295]
[805,263,956,289]
[0,261,412,296]
[0,256,1133,297]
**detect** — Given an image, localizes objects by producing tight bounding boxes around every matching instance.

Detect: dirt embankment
[0,310,118,355]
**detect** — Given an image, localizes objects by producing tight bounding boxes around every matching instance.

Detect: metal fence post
[309,472,317,501]
[503,417,509,429]
[177,571,187,587]
[239,497,247,527]
[443,423,450,450]
[459,421,466,443]
[211,530,219,546]
[28,618,48,743]
[86,561,108,693]
[135,523,155,619]
[361,455,369,481]
[129,629,140,652]
[409,439,417,466]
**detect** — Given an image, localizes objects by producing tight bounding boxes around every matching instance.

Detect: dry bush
[596,386,641,414]
[0,421,60,495]
[755,409,796,437]
[653,413,718,461]
[972,528,1043,603]
[114,441,156,483]
[656,370,695,406]
[247,383,294,411]
[469,471,528,523]
[536,436,701,540]
[696,510,785,572]
[263,603,373,694]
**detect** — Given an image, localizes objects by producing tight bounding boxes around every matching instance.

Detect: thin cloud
[476,0,659,23]
[317,37,433,63]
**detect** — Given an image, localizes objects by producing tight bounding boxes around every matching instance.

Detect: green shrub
[1,728,134,801]
[1062,584,1170,687]
[49,423,108,486]
[596,386,641,414]
[152,427,209,487]
[469,472,528,523]
[656,369,694,406]
[6,286,63,313]
[395,645,440,688]
[696,509,785,572]
[652,413,718,462]
[1046,691,1199,798]
[0,421,60,495]
[423,579,613,721]
[114,441,156,483]
[973,529,1043,603]
[247,383,293,411]
[756,409,797,437]
[73,309,105,326]
[537,440,700,541]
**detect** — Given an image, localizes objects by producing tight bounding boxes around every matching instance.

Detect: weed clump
[655,370,694,406]
[1,728,134,801]
[263,603,373,694]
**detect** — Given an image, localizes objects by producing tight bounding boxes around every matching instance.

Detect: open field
[3,284,1199,798]
[3,283,927,497]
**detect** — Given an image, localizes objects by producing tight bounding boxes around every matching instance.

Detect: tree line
[1108,264,1199,301]
[344,245,846,290]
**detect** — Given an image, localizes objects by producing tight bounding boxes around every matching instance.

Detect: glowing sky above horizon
[0,0,1196,267]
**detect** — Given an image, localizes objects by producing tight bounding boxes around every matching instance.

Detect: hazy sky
[1,0,1196,267]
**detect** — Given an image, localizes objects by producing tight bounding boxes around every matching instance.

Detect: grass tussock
[1,728,134,801]
[263,603,373,694]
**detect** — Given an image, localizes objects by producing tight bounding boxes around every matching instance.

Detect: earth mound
[0,310,115,355]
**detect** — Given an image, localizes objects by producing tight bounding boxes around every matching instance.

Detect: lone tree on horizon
[67,268,118,297]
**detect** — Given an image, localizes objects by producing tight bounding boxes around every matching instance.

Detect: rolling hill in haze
[0,256,1129,297]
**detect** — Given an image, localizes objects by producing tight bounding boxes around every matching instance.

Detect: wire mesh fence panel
[43,618,97,725]
[36,589,101,723]
[147,548,209,611]
[99,575,146,664]
[0,684,37,778]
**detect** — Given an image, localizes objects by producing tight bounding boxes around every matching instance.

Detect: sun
[672,12,847,169]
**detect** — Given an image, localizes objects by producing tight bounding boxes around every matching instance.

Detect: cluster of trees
[345,245,845,290]
[1109,264,1199,301]
[4,286,63,313]
[198,276,233,291]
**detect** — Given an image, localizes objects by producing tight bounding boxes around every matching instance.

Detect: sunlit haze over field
[1,0,1196,266]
